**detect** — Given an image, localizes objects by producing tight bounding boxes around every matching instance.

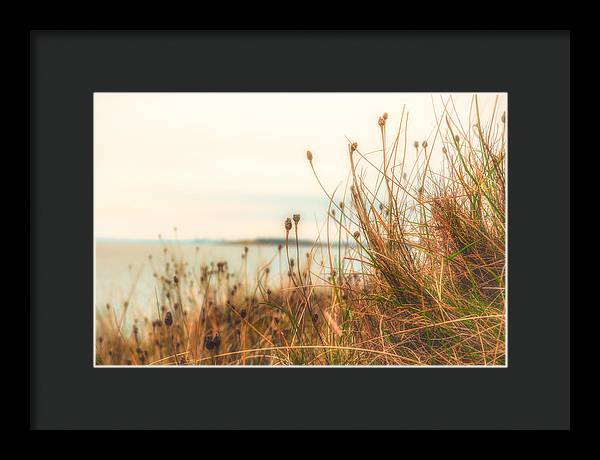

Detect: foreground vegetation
[96,96,506,366]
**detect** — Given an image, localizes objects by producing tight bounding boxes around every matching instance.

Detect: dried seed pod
[285,218,292,231]
[164,311,173,327]
[293,214,301,224]
[306,150,313,162]
[212,334,221,350]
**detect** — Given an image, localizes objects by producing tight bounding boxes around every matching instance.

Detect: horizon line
[96,236,347,245]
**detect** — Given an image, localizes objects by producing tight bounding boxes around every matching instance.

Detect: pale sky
[94,93,506,241]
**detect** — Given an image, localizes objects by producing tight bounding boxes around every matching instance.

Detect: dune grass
[95,95,506,366]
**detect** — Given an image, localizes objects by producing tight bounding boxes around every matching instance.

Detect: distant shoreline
[96,237,346,247]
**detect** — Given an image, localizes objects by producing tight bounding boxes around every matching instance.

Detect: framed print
[30,30,570,429]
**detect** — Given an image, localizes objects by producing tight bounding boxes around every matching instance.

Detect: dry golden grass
[96,95,506,366]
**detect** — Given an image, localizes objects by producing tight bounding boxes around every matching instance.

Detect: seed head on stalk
[164,311,173,327]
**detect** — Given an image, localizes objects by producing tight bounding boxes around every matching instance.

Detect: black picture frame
[30,30,571,430]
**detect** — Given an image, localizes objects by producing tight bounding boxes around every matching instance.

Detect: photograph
[94,92,507,367]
